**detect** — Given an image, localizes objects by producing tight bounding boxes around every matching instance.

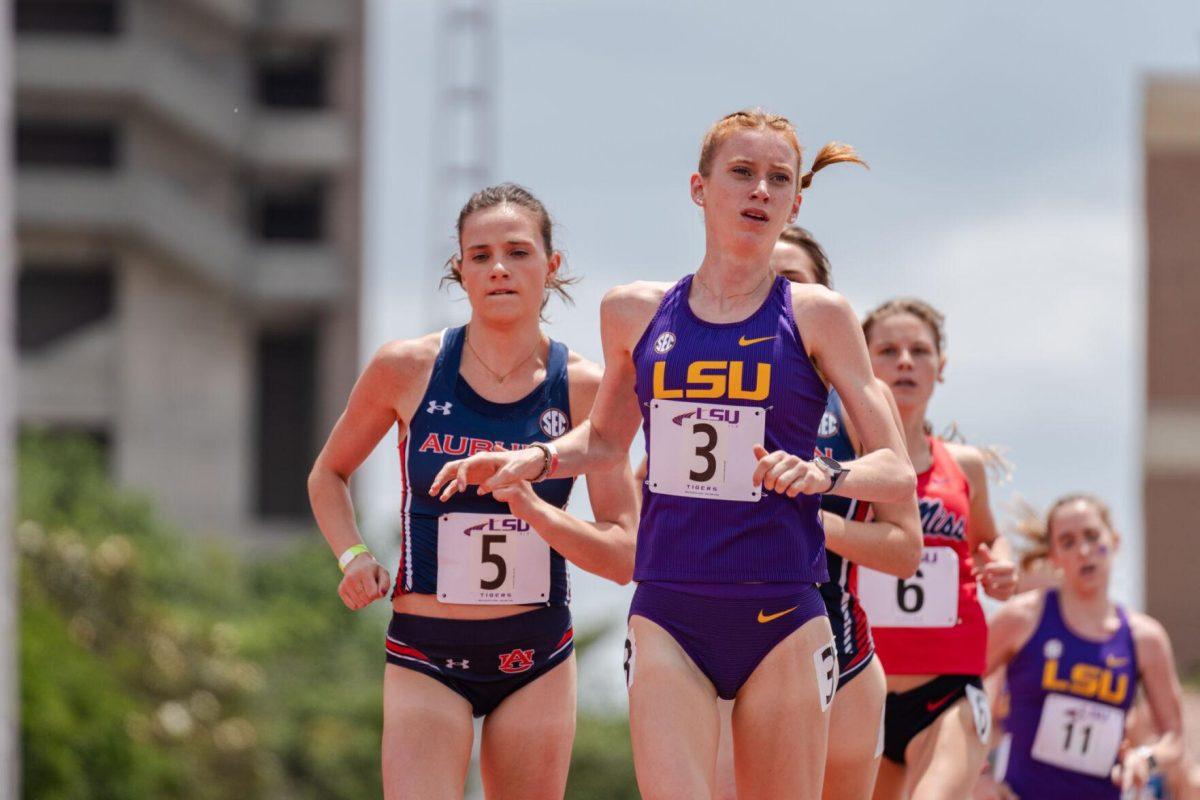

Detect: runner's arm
[1120,614,1185,790]
[798,287,917,504]
[430,283,657,498]
[825,379,922,577]
[489,357,639,584]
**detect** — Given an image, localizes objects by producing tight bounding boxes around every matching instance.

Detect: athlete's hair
[1013,493,1116,566]
[443,183,578,315]
[776,226,833,288]
[697,108,867,191]
[862,297,947,354]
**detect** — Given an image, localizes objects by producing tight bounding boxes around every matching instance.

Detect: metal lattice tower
[427,0,498,329]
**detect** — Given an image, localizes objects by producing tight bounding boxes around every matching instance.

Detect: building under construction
[13,0,364,539]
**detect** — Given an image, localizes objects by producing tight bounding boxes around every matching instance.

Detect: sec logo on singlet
[654,332,676,354]
[540,407,569,438]
[818,410,840,438]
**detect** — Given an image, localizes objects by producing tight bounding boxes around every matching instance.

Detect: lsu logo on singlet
[920,497,966,541]
[652,360,771,401]
[1039,639,1130,704]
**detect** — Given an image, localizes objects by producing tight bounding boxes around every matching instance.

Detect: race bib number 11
[647,399,766,503]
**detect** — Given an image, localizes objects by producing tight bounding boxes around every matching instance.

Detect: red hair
[698,108,867,190]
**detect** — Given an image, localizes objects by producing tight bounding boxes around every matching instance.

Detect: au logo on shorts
[653,332,676,354]
[540,407,569,438]
[498,648,535,674]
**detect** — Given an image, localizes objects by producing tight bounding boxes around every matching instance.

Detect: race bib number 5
[647,399,766,502]
[436,513,550,604]
[857,546,959,628]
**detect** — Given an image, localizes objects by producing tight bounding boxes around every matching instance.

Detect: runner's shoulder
[565,351,604,415]
[366,332,442,387]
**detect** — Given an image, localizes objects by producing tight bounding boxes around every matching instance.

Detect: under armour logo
[445,658,469,669]
[427,400,453,416]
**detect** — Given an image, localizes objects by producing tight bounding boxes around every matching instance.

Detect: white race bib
[647,399,766,502]
[858,546,959,627]
[1030,693,1125,778]
[436,513,550,604]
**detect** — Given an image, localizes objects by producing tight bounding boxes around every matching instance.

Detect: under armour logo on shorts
[445,658,469,669]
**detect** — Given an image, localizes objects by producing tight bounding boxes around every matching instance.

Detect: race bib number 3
[858,546,959,627]
[436,513,550,605]
[647,399,766,502]
[1030,693,1125,778]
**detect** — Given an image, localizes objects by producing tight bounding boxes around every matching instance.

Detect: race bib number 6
[647,399,766,502]
[437,513,550,604]
[857,546,959,628]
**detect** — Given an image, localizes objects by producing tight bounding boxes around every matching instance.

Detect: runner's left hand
[975,542,1018,600]
[752,445,828,497]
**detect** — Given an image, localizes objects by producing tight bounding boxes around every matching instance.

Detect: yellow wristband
[338,544,371,573]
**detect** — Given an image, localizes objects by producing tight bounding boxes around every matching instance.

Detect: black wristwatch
[813,454,849,493]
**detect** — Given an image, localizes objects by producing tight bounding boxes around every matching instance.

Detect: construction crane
[427,0,498,331]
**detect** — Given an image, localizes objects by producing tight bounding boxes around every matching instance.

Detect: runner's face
[867,313,943,413]
[770,240,820,285]
[456,204,558,325]
[693,129,801,253]
[1049,500,1117,595]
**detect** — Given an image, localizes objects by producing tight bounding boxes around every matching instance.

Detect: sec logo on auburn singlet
[818,410,840,437]
[540,407,569,438]
[498,648,535,674]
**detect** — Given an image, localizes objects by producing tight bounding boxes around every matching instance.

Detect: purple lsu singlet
[632,274,829,584]
[999,590,1138,799]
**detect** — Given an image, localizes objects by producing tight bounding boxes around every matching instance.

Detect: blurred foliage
[16,431,638,798]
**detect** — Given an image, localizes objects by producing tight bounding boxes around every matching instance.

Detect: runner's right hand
[429,447,544,501]
[338,554,391,611]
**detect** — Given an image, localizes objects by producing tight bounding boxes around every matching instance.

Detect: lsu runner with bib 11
[981,494,1184,800]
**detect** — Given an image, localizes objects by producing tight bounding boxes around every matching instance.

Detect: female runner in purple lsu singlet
[980,494,1184,799]
[430,110,919,799]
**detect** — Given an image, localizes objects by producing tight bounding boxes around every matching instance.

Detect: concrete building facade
[14,0,363,539]
[1143,76,1200,671]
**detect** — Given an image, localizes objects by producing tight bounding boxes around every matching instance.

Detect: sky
[357,1,1200,707]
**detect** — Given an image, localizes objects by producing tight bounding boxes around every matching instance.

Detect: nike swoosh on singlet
[757,606,798,624]
[925,691,958,713]
[1106,656,1129,668]
[738,335,777,346]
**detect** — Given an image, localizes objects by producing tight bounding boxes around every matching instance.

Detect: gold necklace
[465,327,542,384]
[695,269,772,308]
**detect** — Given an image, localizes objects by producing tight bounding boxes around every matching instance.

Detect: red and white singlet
[860,436,987,676]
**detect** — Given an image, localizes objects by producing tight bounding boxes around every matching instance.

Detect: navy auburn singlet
[397,326,575,605]
[633,274,829,584]
[815,391,875,680]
